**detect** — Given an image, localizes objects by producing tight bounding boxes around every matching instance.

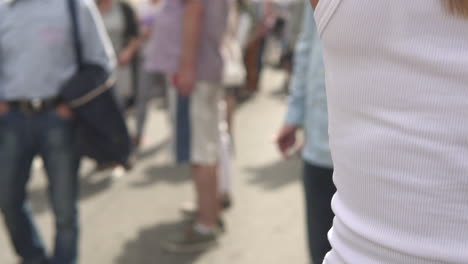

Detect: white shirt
[315,0,468,263]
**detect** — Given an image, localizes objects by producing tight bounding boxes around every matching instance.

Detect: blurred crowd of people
[96,0,307,255]
[96,0,307,254]
[3,0,468,263]
[0,0,307,263]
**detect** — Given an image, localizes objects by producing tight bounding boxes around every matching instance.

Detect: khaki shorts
[168,81,222,165]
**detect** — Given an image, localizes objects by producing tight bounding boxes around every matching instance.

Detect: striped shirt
[0,0,115,100]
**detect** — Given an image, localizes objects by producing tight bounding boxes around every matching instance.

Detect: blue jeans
[303,161,335,264]
[0,109,80,264]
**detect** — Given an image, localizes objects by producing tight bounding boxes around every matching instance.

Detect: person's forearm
[180,0,203,71]
[123,38,140,58]
[118,37,140,65]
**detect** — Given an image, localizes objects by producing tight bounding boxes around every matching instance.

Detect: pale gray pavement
[0,69,308,264]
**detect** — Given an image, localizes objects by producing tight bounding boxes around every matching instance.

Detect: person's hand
[118,48,134,66]
[275,124,299,157]
[0,102,10,117]
[55,103,74,120]
[174,66,196,97]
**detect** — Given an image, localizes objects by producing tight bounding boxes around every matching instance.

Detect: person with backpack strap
[0,0,114,263]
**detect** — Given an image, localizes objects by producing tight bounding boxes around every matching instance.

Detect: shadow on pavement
[28,169,114,215]
[130,164,190,188]
[28,188,49,215]
[269,86,289,100]
[136,138,171,161]
[27,138,172,215]
[245,157,301,190]
[115,221,203,264]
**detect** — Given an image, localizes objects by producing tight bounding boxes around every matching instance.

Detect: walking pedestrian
[0,0,114,263]
[145,0,229,253]
[133,0,166,149]
[215,0,252,210]
[276,4,334,264]
[312,0,468,263]
[241,0,275,96]
[97,0,140,108]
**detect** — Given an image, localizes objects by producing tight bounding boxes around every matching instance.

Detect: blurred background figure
[215,0,251,210]
[96,0,140,179]
[240,0,275,97]
[97,0,140,108]
[133,0,166,149]
[0,0,318,263]
[270,0,305,93]
[241,0,304,97]
[276,4,334,264]
[222,0,248,138]
[0,0,114,263]
[135,0,229,253]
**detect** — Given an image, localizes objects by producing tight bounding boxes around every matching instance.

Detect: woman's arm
[118,37,139,66]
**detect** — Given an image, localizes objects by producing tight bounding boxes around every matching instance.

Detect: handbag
[61,0,132,167]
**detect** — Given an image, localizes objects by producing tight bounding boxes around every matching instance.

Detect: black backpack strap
[67,0,84,68]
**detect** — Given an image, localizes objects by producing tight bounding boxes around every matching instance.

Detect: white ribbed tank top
[315,0,468,263]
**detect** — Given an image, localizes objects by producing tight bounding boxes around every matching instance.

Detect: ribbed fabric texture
[315,0,468,263]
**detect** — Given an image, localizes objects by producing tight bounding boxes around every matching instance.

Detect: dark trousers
[0,110,80,264]
[303,161,335,264]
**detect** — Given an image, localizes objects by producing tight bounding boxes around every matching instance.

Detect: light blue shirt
[285,5,332,168]
[0,0,115,100]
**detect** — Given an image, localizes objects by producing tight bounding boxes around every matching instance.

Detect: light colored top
[101,0,132,101]
[137,0,162,74]
[137,0,162,28]
[142,0,182,73]
[0,0,115,100]
[101,0,124,53]
[315,0,468,263]
[285,4,332,168]
[221,0,247,87]
[143,0,228,82]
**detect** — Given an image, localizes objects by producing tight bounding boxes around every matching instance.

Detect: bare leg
[192,164,219,228]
